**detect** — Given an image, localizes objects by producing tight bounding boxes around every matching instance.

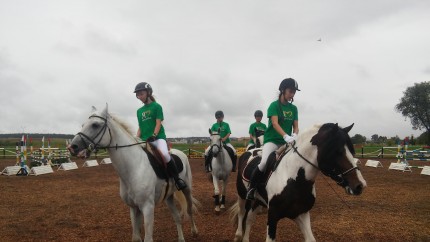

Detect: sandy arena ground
[1,158,429,242]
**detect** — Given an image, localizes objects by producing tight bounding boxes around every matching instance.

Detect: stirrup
[175,179,187,191]
[246,188,256,200]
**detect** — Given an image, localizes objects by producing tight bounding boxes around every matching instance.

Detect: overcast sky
[1,0,429,140]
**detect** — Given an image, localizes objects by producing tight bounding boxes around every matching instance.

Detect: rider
[204,110,237,172]
[246,110,267,150]
[246,78,300,200]
[134,82,187,190]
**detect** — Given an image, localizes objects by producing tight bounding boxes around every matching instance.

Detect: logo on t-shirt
[141,111,151,121]
[283,111,293,120]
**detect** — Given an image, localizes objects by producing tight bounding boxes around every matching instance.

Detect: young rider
[134,82,187,190]
[246,78,300,200]
[246,110,267,150]
[204,110,237,172]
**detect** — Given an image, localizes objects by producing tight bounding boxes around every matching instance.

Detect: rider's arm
[292,120,299,135]
[271,116,287,137]
[222,133,230,142]
[153,119,162,136]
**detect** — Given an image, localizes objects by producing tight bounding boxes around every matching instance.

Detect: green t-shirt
[248,122,267,144]
[264,100,298,145]
[137,101,166,140]
[211,121,232,144]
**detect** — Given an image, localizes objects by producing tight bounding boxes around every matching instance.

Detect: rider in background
[204,110,237,172]
[246,110,267,150]
[246,78,300,200]
[134,82,187,190]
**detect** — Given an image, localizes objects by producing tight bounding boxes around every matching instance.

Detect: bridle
[76,114,146,154]
[209,133,222,157]
[290,141,359,187]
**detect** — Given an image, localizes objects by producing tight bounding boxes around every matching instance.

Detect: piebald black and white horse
[68,105,198,242]
[231,123,366,242]
[246,128,265,151]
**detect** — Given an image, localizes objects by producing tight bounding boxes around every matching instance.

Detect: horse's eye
[92,123,100,129]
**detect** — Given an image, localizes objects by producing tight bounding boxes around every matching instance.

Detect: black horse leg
[267,209,279,241]
[213,194,220,206]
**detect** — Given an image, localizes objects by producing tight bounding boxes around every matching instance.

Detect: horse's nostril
[355,184,363,195]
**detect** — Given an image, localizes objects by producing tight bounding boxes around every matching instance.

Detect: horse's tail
[228,197,240,226]
[173,153,200,220]
[174,191,200,220]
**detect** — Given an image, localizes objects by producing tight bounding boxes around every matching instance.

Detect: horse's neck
[107,122,152,180]
[282,140,319,181]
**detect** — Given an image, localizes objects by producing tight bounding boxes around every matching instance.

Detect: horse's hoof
[220,204,225,209]
[215,206,220,215]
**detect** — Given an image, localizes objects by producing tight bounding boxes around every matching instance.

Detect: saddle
[142,145,184,180]
[206,144,235,171]
[241,144,292,200]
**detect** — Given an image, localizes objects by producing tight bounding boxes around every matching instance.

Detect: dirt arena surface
[1,158,429,242]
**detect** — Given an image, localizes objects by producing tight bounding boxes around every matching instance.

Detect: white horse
[68,105,198,242]
[231,123,367,242]
[207,128,233,213]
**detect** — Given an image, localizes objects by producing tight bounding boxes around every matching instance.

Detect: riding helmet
[279,78,300,92]
[134,82,153,95]
[215,110,224,119]
[254,110,263,117]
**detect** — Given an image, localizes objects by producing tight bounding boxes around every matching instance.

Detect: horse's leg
[243,205,259,242]
[220,177,229,209]
[294,212,316,242]
[212,174,221,213]
[130,206,143,242]
[141,201,155,242]
[233,198,246,242]
[266,207,280,242]
[182,188,199,236]
[165,195,185,242]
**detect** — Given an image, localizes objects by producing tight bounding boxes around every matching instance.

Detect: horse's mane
[109,113,136,138]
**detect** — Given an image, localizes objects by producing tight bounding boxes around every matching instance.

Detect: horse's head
[209,128,222,157]
[310,123,366,195]
[68,105,112,159]
[254,128,265,148]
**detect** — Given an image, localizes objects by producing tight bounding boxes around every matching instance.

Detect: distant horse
[231,123,367,242]
[246,128,265,151]
[207,128,233,213]
[68,105,198,242]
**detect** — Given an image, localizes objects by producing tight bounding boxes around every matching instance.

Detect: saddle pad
[144,148,183,180]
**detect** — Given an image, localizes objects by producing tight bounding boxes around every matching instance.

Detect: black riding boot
[232,154,237,172]
[167,159,187,191]
[204,154,211,173]
[246,168,264,200]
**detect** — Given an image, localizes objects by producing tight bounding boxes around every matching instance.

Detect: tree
[395,81,430,145]
[371,134,379,143]
[351,134,366,144]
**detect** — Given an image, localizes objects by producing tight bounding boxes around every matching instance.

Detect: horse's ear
[91,106,97,113]
[333,123,339,132]
[101,103,108,117]
[343,123,354,133]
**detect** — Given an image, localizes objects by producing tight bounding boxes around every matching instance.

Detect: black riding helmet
[215,110,224,119]
[254,110,263,117]
[134,82,153,95]
[279,78,300,92]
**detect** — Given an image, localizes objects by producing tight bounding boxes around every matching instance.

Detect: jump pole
[16,135,28,176]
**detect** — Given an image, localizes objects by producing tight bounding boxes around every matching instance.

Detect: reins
[77,114,147,153]
[290,141,358,208]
